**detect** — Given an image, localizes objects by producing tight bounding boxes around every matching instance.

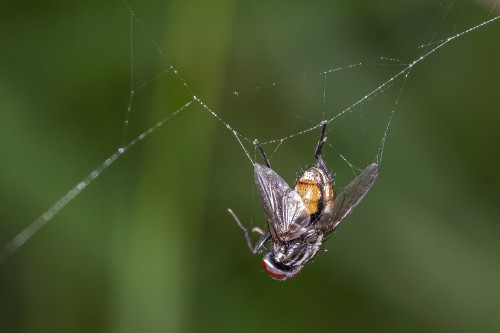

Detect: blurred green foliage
[1,0,499,332]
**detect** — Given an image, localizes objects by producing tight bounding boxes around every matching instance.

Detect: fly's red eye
[261,258,287,280]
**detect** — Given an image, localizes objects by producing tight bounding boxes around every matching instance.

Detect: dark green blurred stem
[111,1,237,332]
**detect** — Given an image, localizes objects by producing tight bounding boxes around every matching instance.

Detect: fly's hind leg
[315,120,334,184]
[253,139,271,168]
[228,208,270,254]
[315,120,328,165]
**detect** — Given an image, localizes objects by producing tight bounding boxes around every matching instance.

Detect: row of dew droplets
[0,3,200,264]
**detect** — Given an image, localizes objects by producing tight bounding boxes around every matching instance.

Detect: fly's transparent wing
[254,163,310,242]
[323,163,379,235]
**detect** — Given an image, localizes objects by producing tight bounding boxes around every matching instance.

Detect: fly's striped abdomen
[295,176,321,215]
[294,167,334,217]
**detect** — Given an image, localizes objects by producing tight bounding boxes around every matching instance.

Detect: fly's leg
[253,139,271,168]
[251,227,265,235]
[314,120,329,169]
[315,120,334,186]
[228,208,270,254]
[315,120,328,166]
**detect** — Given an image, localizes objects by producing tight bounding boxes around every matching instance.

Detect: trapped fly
[228,121,379,280]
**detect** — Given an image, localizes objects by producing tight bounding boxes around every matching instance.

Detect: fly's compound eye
[261,258,287,280]
[261,257,300,280]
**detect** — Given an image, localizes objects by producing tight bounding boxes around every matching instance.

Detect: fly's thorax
[295,167,334,217]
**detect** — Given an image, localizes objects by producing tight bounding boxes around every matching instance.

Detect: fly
[228,121,379,280]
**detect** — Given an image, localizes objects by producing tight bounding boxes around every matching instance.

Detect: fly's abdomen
[295,177,321,214]
[295,167,334,216]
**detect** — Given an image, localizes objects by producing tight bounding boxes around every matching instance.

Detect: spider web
[0,1,498,265]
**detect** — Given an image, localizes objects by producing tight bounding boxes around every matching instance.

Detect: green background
[1,0,499,332]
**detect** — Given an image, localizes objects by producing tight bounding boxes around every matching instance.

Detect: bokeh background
[1,0,499,332]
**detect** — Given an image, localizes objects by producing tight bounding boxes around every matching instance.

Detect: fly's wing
[323,163,379,235]
[254,163,311,242]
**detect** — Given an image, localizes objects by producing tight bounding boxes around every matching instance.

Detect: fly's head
[261,248,301,281]
[261,232,323,280]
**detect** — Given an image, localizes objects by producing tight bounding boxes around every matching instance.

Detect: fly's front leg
[228,208,270,254]
[251,227,265,235]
